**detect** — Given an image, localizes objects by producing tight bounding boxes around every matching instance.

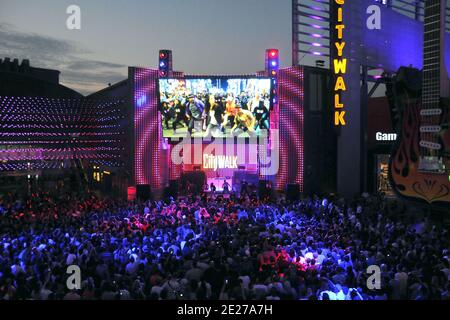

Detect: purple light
[277,66,304,191]
[312,42,322,47]
[312,51,322,56]
[310,15,324,21]
[312,34,322,38]
[137,95,147,107]
[133,68,161,187]
[0,96,125,170]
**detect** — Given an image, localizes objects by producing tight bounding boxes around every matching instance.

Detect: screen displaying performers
[159,78,272,138]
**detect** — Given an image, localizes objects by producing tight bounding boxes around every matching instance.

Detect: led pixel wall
[0,96,125,171]
[132,68,167,189]
[277,66,304,191]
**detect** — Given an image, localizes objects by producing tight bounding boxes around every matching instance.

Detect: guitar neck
[423,0,449,104]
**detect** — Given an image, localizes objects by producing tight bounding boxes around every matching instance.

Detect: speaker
[164,180,179,199]
[136,184,151,201]
[232,171,259,193]
[181,171,206,194]
[286,183,300,201]
[258,180,270,199]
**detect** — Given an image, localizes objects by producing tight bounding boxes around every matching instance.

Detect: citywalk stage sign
[333,0,347,127]
[331,0,450,126]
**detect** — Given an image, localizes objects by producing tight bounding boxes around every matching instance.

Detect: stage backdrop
[130,66,305,194]
[277,66,305,191]
[130,67,169,192]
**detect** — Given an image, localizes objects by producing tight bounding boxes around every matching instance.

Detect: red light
[269,50,278,58]
[160,53,166,59]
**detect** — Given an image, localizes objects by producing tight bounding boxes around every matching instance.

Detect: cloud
[0,23,127,95]
[66,60,126,71]
[62,69,126,88]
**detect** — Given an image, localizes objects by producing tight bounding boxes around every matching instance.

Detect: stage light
[266,49,279,78]
[158,50,172,78]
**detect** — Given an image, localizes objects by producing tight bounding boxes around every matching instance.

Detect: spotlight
[266,49,279,78]
[158,50,172,78]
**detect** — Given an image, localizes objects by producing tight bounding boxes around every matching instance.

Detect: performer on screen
[221,93,237,131]
[230,105,256,136]
[238,91,250,111]
[247,92,262,113]
[253,99,270,131]
[186,94,205,135]
[160,101,173,130]
[204,94,224,138]
[171,99,189,134]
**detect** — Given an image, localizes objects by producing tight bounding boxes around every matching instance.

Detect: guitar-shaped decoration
[389,0,450,205]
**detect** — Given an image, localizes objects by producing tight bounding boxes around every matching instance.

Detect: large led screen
[159,78,272,138]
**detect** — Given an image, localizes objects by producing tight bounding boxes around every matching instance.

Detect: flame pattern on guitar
[389,99,450,204]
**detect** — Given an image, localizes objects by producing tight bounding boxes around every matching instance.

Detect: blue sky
[0,0,292,95]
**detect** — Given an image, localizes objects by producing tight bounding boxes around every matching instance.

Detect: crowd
[0,190,448,300]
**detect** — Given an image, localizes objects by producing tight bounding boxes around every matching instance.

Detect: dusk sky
[0,0,293,95]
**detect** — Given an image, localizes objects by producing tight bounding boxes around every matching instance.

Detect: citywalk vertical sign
[333,0,347,126]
